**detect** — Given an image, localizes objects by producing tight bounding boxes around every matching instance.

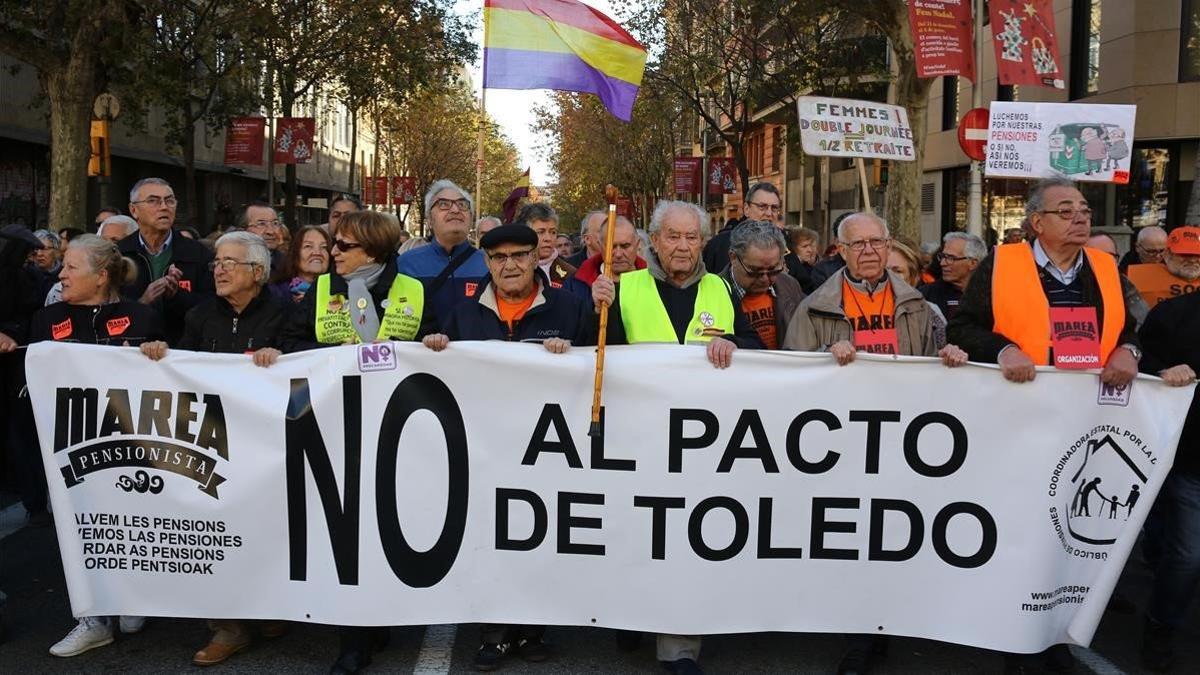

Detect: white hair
[215,231,271,284]
[649,200,705,234]
[129,177,171,202]
[97,215,138,239]
[836,212,890,242]
[423,179,473,220]
[943,231,987,260]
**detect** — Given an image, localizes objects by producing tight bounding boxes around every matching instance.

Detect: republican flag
[502,169,531,223]
[483,0,648,122]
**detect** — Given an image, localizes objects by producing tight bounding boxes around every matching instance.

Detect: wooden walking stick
[589,184,620,438]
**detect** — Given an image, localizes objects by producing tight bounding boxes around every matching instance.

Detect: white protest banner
[796,96,916,161]
[985,101,1137,183]
[28,342,1193,654]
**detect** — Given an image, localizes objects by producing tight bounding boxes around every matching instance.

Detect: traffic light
[88,120,111,177]
[872,159,889,186]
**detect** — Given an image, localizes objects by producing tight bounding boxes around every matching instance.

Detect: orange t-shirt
[740,292,777,349]
[497,293,536,332]
[842,280,895,331]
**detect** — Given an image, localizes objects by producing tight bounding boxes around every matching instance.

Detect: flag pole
[476,87,486,230]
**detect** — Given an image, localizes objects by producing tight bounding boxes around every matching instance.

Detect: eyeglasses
[209,259,257,272]
[487,249,536,265]
[841,238,890,253]
[735,256,785,279]
[937,252,974,263]
[433,198,470,212]
[1039,207,1093,220]
[747,202,782,213]
[249,219,282,230]
[332,239,363,252]
[1137,246,1166,256]
[132,196,177,208]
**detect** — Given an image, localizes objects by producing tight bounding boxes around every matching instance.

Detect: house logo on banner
[51,387,229,499]
[1047,425,1155,557]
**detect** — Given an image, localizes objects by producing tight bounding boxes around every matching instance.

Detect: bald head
[1136,226,1168,263]
[1086,233,1118,260]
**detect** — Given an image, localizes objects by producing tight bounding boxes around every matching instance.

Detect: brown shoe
[192,640,250,666]
[259,621,288,639]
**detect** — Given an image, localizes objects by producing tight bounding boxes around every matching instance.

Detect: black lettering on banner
[849,410,901,474]
[903,412,968,478]
[55,387,97,451]
[195,395,228,459]
[557,491,605,555]
[757,497,803,559]
[669,409,718,473]
[285,377,361,585]
[137,390,172,437]
[376,373,469,588]
[174,392,199,445]
[785,409,842,473]
[932,502,997,569]
[522,403,584,468]
[495,488,547,551]
[868,499,924,562]
[588,409,635,471]
[717,410,780,473]
[687,496,749,562]
[633,496,686,559]
[98,389,133,438]
[811,497,859,560]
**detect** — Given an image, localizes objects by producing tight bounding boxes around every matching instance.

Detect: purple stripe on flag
[483,47,639,121]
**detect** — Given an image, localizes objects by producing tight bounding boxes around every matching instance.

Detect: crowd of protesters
[0,174,1198,675]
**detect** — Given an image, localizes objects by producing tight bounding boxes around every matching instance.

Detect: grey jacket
[782,269,937,356]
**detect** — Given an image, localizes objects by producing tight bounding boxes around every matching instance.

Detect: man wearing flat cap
[421,223,592,669]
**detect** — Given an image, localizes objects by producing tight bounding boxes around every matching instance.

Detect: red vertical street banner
[673,157,701,194]
[364,177,389,205]
[707,157,738,194]
[616,197,633,219]
[223,117,266,166]
[908,0,976,81]
[391,177,418,206]
[989,0,1064,89]
[273,118,316,164]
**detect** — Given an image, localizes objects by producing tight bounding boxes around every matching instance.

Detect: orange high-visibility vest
[992,243,1124,366]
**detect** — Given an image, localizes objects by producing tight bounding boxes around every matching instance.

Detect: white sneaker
[49,616,114,657]
[118,615,146,634]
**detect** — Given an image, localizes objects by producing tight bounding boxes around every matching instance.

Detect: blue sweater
[397,241,488,328]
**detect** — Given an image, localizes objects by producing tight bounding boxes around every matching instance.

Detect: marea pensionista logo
[53,387,229,498]
[1047,424,1156,559]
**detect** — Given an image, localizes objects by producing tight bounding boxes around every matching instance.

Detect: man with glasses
[950,177,1139,390]
[1126,226,1200,309]
[701,182,782,274]
[920,231,986,319]
[117,177,214,345]
[398,179,489,328]
[1119,225,1168,272]
[783,212,962,366]
[240,201,284,252]
[719,220,803,350]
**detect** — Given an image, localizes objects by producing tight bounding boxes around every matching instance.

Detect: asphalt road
[0,502,1197,674]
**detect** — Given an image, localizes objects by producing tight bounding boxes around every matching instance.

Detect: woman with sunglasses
[279,210,430,674]
[282,211,431,354]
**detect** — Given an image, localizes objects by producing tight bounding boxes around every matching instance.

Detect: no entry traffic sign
[958,107,989,162]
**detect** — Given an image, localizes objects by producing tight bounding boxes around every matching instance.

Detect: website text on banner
[27,342,1193,654]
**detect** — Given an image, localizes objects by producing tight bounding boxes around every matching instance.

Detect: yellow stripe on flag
[484,7,646,86]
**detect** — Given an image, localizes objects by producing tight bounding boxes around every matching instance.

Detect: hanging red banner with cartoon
[273,118,315,164]
[391,177,418,206]
[989,0,1064,89]
[707,157,738,194]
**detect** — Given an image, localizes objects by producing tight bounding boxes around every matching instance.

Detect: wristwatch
[1121,344,1143,362]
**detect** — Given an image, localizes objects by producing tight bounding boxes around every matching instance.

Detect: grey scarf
[343,263,385,342]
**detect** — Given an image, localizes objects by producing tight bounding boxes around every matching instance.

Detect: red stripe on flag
[485,0,644,51]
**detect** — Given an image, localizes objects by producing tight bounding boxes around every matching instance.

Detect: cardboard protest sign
[985,102,1136,183]
[797,97,916,161]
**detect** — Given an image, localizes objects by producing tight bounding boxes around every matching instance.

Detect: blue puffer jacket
[397,240,489,328]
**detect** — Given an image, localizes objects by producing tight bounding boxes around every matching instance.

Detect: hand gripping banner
[27,342,1194,653]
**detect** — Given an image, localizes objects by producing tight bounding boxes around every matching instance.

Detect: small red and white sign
[958,108,989,162]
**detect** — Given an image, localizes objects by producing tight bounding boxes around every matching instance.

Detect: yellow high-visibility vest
[618,269,735,344]
[314,272,424,344]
